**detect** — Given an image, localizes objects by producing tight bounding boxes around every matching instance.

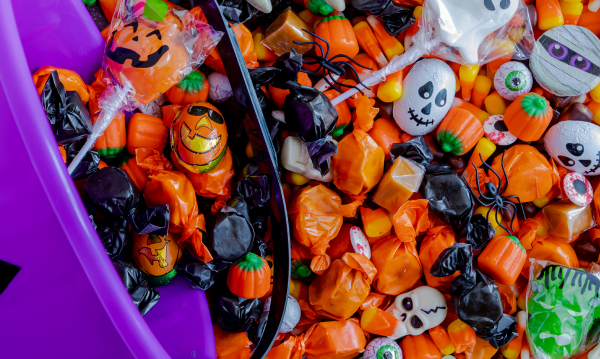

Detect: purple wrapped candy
[364,337,402,359]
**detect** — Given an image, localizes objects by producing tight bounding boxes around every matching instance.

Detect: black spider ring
[463,151,526,236]
[292,29,373,94]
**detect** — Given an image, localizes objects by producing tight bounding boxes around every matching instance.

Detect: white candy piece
[544,121,600,176]
[208,71,233,103]
[247,0,272,13]
[393,59,455,136]
[385,286,447,339]
[281,136,334,182]
[262,295,301,333]
[428,0,519,65]
[349,226,371,259]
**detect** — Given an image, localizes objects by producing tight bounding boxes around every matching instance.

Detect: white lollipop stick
[67,81,132,174]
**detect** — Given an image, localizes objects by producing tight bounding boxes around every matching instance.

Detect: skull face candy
[393,59,455,136]
[427,0,519,64]
[544,121,600,176]
[385,286,448,337]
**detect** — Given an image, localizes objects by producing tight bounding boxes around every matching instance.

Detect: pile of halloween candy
[37,0,600,357]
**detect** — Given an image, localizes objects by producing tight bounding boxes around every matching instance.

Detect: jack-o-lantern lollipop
[106,15,188,106]
[171,102,228,174]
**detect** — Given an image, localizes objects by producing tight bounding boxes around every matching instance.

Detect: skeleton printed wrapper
[309,253,377,320]
[526,261,600,359]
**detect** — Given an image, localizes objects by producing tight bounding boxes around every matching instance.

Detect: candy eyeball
[494,62,533,101]
[484,115,517,146]
[563,172,593,207]
[363,337,402,359]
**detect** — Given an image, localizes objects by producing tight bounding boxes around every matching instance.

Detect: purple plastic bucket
[0,1,216,358]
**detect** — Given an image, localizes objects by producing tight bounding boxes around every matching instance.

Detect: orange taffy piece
[489,145,556,203]
[521,236,579,278]
[170,148,234,214]
[288,184,343,275]
[309,253,377,320]
[142,160,212,263]
[213,324,252,359]
[331,129,385,196]
[302,319,367,359]
[368,118,403,160]
[353,96,379,132]
[419,226,458,293]
[465,337,498,359]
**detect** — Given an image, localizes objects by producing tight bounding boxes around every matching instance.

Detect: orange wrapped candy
[32,65,91,103]
[521,236,579,277]
[489,144,557,203]
[288,185,343,275]
[419,226,458,293]
[331,129,385,196]
[302,319,367,359]
[170,148,234,214]
[213,324,252,359]
[309,253,377,320]
[141,154,212,263]
[205,24,258,74]
[370,200,440,295]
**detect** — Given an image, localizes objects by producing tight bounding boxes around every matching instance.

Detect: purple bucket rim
[0,1,169,358]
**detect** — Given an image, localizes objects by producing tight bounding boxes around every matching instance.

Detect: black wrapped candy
[113,260,160,316]
[431,243,518,348]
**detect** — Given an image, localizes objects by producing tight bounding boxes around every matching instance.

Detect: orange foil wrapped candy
[171,102,228,174]
[143,168,213,263]
[302,319,367,359]
[489,144,557,203]
[288,184,343,275]
[309,253,377,320]
[331,129,385,196]
[105,15,189,105]
[419,226,458,293]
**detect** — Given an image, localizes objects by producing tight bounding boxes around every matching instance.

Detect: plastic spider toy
[464,152,526,235]
[292,29,372,94]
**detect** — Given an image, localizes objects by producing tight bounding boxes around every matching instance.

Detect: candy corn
[471,75,493,109]
[537,0,565,30]
[501,311,527,359]
[560,0,583,25]
[360,308,405,338]
[484,91,510,116]
[253,27,278,62]
[377,70,403,102]
[452,98,491,123]
[459,64,480,102]
[354,21,389,68]
[360,207,392,238]
[367,16,405,61]
[289,279,309,300]
[448,319,476,354]
[430,325,455,355]
[588,100,600,125]
[463,137,496,179]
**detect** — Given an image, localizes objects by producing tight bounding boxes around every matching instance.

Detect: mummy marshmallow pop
[530,25,600,97]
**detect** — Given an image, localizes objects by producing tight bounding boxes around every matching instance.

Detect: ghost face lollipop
[427,0,520,64]
[393,59,455,136]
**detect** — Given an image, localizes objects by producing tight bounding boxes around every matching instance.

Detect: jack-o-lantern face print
[106,16,188,105]
[132,232,182,279]
[171,102,228,174]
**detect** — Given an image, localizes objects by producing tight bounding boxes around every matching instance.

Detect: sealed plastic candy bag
[309,253,377,320]
[526,262,600,359]
[68,0,223,174]
[288,184,343,275]
[330,0,534,106]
